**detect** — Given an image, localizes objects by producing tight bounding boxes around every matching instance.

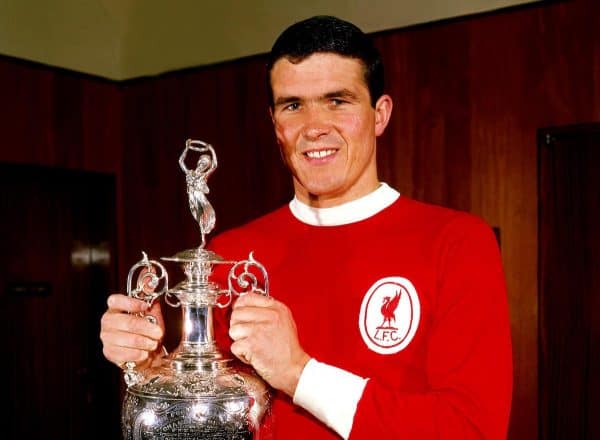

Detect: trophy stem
[168,301,226,372]
[180,303,215,348]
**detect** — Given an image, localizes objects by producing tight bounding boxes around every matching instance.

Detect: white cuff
[293,359,368,439]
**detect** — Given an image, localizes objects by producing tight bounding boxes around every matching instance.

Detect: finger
[229,307,282,327]
[228,322,254,341]
[102,344,153,366]
[101,311,163,340]
[234,292,275,308]
[230,305,277,322]
[107,293,149,313]
[230,340,252,365]
[101,327,161,352]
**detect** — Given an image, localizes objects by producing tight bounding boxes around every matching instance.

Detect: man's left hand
[229,292,310,397]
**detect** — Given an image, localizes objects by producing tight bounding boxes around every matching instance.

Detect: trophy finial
[179,139,217,248]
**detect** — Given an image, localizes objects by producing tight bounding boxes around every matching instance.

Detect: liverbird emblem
[379,291,401,329]
[359,278,421,355]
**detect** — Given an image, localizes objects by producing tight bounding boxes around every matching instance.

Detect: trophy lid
[162,247,233,264]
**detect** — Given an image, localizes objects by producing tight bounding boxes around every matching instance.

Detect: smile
[304,149,337,159]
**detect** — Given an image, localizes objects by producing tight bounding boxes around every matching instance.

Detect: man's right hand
[100,293,165,370]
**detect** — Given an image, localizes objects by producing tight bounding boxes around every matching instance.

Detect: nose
[301,106,331,140]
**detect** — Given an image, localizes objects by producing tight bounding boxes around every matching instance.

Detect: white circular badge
[358,277,420,355]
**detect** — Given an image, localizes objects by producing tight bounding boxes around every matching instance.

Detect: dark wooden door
[0,164,121,439]
[538,124,600,439]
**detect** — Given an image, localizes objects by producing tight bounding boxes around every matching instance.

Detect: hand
[100,293,165,370]
[229,292,310,397]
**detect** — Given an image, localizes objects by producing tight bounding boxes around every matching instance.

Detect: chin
[304,183,346,200]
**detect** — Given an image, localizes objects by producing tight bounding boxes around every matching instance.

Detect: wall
[1,0,598,437]
[0,0,539,79]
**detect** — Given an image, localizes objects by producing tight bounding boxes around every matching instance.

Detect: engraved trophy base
[122,355,270,439]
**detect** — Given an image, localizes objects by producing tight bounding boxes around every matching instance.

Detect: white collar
[289,183,400,226]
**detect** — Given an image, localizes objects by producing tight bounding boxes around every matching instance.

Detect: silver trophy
[121,139,271,439]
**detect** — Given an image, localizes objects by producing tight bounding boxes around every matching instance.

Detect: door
[0,164,121,439]
[538,124,600,439]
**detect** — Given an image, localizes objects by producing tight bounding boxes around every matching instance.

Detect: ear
[374,94,393,137]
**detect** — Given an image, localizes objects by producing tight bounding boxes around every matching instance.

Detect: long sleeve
[348,220,513,439]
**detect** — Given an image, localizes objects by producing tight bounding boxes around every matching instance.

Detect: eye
[330,98,347,107]
[283,102,301,112]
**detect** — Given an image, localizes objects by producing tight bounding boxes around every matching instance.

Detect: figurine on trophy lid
[120,139,271,439]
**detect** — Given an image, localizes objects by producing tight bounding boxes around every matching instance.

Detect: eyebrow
[323,89,359,101]
[274,96,301,107]
[274,89,359,108]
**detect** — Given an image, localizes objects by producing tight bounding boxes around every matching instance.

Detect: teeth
[305,149,336,159]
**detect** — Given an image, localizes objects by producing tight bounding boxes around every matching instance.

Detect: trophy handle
[219,252,269,308]
[123,252,169,386]
[126,251,169,311]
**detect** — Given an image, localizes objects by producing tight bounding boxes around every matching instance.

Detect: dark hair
[266,15,384,108]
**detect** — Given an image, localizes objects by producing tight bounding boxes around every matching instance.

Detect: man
[101,15,512,439]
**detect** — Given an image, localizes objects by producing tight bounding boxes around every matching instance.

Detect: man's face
[270,53,392,208]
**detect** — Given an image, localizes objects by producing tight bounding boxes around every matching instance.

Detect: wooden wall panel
[0,55,126,299]
[1,0,599,438]
[0,57,123,173]
[467,10,542,439]
[0,58,54,164]
[376,20,473,210]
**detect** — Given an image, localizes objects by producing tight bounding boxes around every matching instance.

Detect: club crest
[358,277,420,355]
